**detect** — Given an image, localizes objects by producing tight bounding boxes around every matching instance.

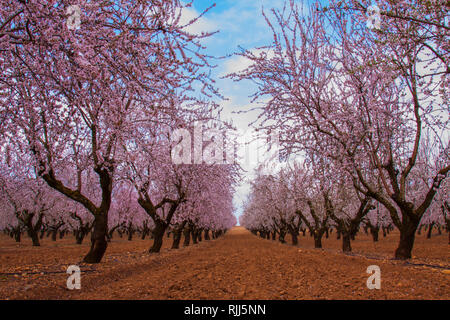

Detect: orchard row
[0,1,237,263]
[238,0,449,259]
[240,165,449,255]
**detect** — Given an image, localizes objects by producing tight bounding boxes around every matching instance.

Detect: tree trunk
[313,230,323,248]
[75,231,84,245]
[387,226,392,234]
[417,225,423,235]
[51,230,58,241]
[278,229,286,243]
[83,214,108,263]
[191,228,198,244]
[426,223,434,239]
[149,221,165,253]
[171,229,182,249]
[446,219,450,245]
[394,213,419,260]
[204,229,210,240]
[370,227,379,242]
[183,226,191,246]
[14,231,21,242]
[172,222,186,249]
[290,231,298,245]
[342,232,352,252]
[27,227,40,247]
[313,230,324,248]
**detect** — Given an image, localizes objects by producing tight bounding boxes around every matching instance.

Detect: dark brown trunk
[426,223,434,239]
[83,214,108,263]
[192,228,198,244]
[204,229,210,240]
[75,231,84,245]
[370,227,379,242]
[342,233,352,252]
[278,229,286,243]
[172,222,186,249]
[171,229,182,249]
[149,221,165,253]
[14,231,21,242]
[313,230,323,248]
[27,227,40,246]
[417,225,422,235]
[183,226,191,246]
[290,231,298,245]
[394,212,419,260]
[51,230,57,241]
[446,219,450,244]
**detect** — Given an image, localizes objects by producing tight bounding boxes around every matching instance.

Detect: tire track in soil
[8,227,450,299]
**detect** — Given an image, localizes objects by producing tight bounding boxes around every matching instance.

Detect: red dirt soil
[0,227,449,299]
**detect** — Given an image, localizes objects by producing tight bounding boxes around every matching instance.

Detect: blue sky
[181,0,297,222]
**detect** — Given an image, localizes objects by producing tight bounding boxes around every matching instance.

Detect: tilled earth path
[4,227,450,299]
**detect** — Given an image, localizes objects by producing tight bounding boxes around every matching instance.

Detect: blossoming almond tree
[0,0,220,262]
[231,0,448,259]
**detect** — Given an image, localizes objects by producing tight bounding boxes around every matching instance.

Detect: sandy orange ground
[0,227,448,299]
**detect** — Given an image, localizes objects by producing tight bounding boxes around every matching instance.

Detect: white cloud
[221,48,275,76]
[178,6,217,35]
